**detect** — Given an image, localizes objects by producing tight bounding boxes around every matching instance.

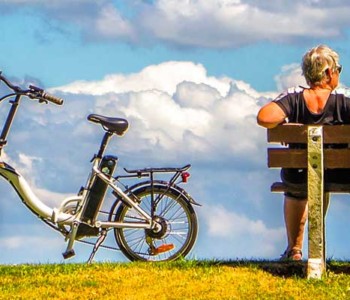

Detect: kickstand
[87,229,107,264]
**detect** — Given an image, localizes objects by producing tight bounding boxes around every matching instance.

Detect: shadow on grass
[220,260,306,278]
[326,261,350,275]
[183,259,350,278]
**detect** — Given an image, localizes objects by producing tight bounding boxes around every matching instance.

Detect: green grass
[1,260,350,299]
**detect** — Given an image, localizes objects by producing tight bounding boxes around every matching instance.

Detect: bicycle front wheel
[113,184,198,261]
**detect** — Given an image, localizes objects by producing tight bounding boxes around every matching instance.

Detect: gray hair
[301,45,340,86]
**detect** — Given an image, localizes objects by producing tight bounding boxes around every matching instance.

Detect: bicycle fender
[108,180,201,221]
[123,180,201,206]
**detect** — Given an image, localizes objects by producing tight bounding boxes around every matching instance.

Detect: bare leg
[284,196,308,254]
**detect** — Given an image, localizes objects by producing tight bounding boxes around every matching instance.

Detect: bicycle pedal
[153,244,175,255]
[62,249,75,259]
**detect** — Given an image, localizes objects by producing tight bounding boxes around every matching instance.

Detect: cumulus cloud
[0,224,67,264]
[1,0,350,47]
[51,61,265,164]
[0,0,134,41]
[1,151,75,207]
[1,235,59,250]
[94,3,134,40]
[274,63,308,91]
[138,0,350,47]
[204,205,280,238]
[201,204,285,258]
[51,61,232,96]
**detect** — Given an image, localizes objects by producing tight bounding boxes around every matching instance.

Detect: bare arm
[257,102,287,128]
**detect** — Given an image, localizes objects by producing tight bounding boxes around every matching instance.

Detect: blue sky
[1,0,350,264]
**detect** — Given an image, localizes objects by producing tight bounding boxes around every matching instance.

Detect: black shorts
[281,168,350,199]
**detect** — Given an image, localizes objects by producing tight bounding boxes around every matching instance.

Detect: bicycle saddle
[87,114,129,136]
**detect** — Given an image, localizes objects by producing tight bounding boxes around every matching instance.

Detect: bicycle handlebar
[29,85,64,105]
[41,92,64,105]
[0,72,64,105]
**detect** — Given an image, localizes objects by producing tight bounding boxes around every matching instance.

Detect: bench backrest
[267,125,350,168]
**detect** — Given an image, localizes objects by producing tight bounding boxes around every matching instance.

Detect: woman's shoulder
[275,86,304,101]
[334,87,350,98]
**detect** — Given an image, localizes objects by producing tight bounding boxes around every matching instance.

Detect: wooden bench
[267,124,350,279]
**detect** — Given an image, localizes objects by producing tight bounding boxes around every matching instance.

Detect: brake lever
[38,98,48,104]
[29,85,44,93]
[27,85,47,103]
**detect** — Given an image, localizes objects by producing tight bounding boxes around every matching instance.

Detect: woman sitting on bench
[257,45,350,261]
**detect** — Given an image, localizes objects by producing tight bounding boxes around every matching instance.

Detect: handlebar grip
[41,92,64,105]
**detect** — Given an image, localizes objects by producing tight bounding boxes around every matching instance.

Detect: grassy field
[1,260,350,299]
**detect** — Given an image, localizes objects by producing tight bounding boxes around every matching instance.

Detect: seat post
[96,131,113,159]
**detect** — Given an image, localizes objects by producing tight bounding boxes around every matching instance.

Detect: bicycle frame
[0,160,77,224]
[0,157,156,228]
[79,158,153,229]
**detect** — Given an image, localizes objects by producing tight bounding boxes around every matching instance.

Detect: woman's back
[302,88,331,114]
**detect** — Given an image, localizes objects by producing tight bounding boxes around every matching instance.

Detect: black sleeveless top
[275,88,350,186]
[274,87,350,125]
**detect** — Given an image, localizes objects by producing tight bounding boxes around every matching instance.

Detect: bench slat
[268,148,350,168]
[268,125,307,143]
[268,125,350,144]
[271,181,350,193]
[268,148,306,168]
[325,149,350,168]
[323,126,350,143]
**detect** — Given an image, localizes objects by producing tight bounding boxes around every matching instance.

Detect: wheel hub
[145,216,170,239]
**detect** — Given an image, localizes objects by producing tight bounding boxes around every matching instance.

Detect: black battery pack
[81,155,117,224]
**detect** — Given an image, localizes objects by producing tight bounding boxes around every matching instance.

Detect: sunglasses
[336,65,343,74]
[326,65,343,74]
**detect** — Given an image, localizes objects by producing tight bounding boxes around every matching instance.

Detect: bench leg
[323,193,330,266]
[307,192,329,279]
[307,126,325,279]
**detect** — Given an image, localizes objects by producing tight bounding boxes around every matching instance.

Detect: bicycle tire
[113,184,198,261]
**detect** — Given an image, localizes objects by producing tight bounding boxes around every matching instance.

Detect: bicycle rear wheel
[113,184,198,261]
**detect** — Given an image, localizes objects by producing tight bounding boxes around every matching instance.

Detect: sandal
[280,249,302,261]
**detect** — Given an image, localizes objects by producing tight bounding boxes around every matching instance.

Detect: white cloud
[143,0,350,48]
[1,151,75,208]
[201,204,285,258]
[204,205,273,237]
[274,63,308,91]
[51,61,264,163]
[1,235,61,250]
[51,61,231,97]
[92,3,135,40]
[174,82,221,109]
[2,0,350,48]
[0,228,67,264]
[127,1,350,47]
